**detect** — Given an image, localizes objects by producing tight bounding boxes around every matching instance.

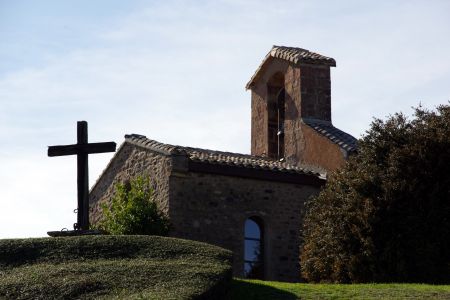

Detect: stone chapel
[90,46,357,282]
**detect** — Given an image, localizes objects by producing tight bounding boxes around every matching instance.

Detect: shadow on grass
[228,279,298,300]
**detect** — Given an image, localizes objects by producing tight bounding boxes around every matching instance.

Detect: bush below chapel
[0,235,232,299]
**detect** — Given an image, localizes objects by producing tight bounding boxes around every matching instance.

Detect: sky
[1,0,449,238]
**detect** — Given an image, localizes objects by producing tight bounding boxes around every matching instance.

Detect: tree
[300,104,450,283]
[96,175,170,236]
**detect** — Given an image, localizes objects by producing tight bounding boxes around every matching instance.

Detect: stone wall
[89,143,172,224]
[168,170,320,282]
[298,123,346,171]
[299,65,331,122]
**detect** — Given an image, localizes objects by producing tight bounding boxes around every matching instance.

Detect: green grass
[230,279,450,299]
[0,235,232,299]
[2,236,449,299]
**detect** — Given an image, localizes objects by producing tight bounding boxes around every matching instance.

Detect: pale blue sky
[1,0,449,238]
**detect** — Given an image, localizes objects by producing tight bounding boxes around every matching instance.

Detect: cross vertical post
[77,121,89,230]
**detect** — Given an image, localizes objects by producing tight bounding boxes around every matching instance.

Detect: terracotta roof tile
[270,45,336,66]
[124,134,323,178]
[246,45,336,89]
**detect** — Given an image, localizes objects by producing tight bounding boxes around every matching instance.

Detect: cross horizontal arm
[48,142,116,157]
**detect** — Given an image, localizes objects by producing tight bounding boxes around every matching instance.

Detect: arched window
[244,217,264,279]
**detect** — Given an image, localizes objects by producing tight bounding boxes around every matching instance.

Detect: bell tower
[246,46,356,171]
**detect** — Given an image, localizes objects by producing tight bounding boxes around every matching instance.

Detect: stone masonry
[169,171,320,282]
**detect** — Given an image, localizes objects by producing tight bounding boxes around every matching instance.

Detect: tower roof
[246,45,336,89]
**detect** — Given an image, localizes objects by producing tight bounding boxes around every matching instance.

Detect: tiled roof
[124,134,322,177]
[270,45,336,66]
[302,119,358,153]
[246,45,336,89]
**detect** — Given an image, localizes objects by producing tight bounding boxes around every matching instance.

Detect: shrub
[96,176,170,236]
[300,104,450,283]
[0,236,233,299]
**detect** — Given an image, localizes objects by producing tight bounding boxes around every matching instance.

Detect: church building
[90,46,357,282]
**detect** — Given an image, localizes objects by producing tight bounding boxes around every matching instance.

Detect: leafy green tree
[96,176,170,236]
[301,104,450,283]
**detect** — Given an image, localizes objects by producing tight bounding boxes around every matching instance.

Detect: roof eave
[188,159,326,187]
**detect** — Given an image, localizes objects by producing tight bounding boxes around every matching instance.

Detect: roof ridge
[125,134,273,159]
[182,145,272,160]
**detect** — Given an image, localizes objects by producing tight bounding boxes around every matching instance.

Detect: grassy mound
[0,235,232,299]
[230,279,450,299]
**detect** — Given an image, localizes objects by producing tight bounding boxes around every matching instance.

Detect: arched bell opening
[267,72,285,160]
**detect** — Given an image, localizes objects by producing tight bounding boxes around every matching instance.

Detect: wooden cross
[48,121,116,231]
